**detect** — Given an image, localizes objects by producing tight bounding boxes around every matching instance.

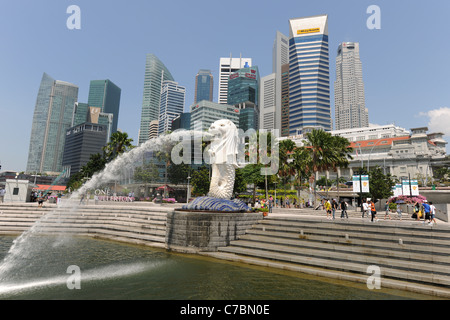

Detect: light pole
[186,175,191,204]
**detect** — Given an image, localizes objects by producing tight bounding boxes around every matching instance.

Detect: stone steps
[0,203,168,245]
[208,216,450,297]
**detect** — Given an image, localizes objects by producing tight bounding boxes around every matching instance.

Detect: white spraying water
[0,130,205,281]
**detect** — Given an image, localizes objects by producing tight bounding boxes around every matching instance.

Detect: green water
[0,235,437,300]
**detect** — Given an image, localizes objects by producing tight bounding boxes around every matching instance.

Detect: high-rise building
[281,64,290,137]
[72,102,114,143]
[87,79,121,134]
[259,73,276,130]
[334,42,369,130]
[227,65,260,132]
[158,80,186,135]
[139,54,175,144]
[194,69,213,103]
[218,55,252,104]
[26,73,78,174]
[190,100,240,132]
[148,120,159,140]
[172,113,191,131]
[288,15,331,135]
[62,107,108,177]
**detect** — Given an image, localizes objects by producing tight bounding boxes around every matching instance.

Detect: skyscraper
[288,15,331,135]
[158,80,186,135]
[218,55,252,104]
[227,65,260,132]
[26,73,79,174]
[87,79,121,134]
[334,42,369,130]
[139,53,174,144]
[260,73,276,130]
[260,31,289,132]
[194,69,213,103]
[62,107,108,177]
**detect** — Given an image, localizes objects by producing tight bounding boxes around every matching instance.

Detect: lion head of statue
[207,119,239,166]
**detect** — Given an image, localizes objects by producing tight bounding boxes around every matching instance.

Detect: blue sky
[1,0,449,172]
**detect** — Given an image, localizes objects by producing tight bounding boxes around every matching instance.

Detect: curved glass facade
[139,54,174,144]
[26,73,79,173]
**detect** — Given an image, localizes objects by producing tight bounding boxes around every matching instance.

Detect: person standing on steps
[384,201,391,220]
[324,199,332,219]
[331,199,338,220]
[370,200,377,222]
[429,202,437,225]
[362,200,369,218]
[340,199,348,219]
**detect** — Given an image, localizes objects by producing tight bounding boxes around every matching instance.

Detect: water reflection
[0,235,436,300]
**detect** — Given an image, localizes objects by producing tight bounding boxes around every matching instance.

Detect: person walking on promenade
[422,200,431,224]
[362,199,369,218]
[331,199,338,220]
[370,200,377,222]
[340,199,348,219]
[268,196,274,214]
[384,201,392,220]
[324,199,332,219]
[429,202,437,225]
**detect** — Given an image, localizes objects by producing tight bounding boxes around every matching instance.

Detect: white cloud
[420,107,450,137]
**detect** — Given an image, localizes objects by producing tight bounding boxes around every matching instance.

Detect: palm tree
[303,129,335,206]
[103,131,134,162]
[291,146,311,204]
[304,129,353,206]
[278,139,296,206]
[329,135,353,199]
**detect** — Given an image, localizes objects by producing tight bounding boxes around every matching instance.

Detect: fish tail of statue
[208,163,235,199]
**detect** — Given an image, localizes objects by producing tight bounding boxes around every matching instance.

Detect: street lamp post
[186,176,191,204]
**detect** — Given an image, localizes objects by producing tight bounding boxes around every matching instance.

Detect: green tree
[303,129,353,205]
[368,166,395,208]
[190,166,210,196]
[133,162,160,197]
[167,163,190,185]
[278,139,296,201]
[103,131,134,162]
[291,146,311,200]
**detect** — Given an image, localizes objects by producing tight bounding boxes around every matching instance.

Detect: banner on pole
[353,175,369,193]
[401,180,419,196]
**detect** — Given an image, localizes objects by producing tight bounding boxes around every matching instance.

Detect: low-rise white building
[287,124,448,183]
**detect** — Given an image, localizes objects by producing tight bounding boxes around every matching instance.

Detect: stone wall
[165,210,263,253]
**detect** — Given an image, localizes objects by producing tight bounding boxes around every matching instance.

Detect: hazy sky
[1,0,449,172]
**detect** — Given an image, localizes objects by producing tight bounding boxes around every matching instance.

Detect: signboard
[297,28,320,35]
[392,183,402,197]
[353,175,369,193]
[402,180,419,196]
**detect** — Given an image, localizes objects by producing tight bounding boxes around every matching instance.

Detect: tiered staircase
[0,203,170,248]
[204,215,450,298]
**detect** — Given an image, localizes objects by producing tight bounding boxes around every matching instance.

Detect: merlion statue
[182,119,249,212]
[207,119,239,199]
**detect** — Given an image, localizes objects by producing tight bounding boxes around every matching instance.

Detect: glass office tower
[227,65,260,132]
[87,79,121,134]
[26,72,79,173]
[194,69,213,103]
[139,53,174,144]
[158,80,186,135]
[288,15,331,135]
